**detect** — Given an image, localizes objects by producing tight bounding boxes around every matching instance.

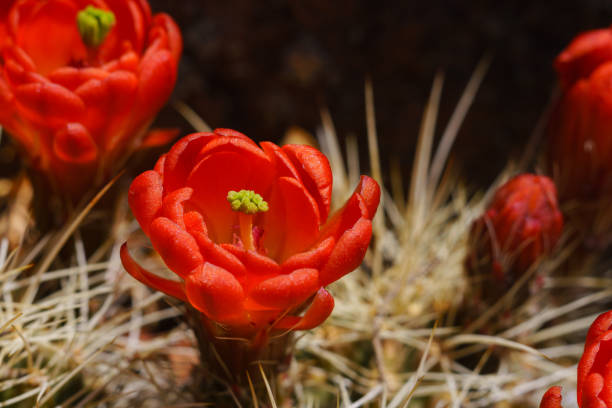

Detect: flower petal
[222,245,280,282]
[281,237,335,273]
[149,217,202,278]
[197,135,275,194]
[190,231,248,280]
[13,0,87,75]
[139,128,179,148]
[185,262,246,322]
[282,144,332,221]
[250,268,320,310]
[75,70,138,145]
[186,151,247,243]
[128,170,163,235]
[136,49,176,119]
[15,82,85,123]
[161,187,192,228]
[586,311,612,348]
[319,176,380,242]
[120,243,187,302]
[539,386,563,408]
[319,218,372,286]
[274,288,334,331]
[151,13,182,62]
[261,176,320,262]
[261,141,302,180]
[162,132,217,192]
[48,67,109,91]
[555,28,612,90]
[52,122,97,165]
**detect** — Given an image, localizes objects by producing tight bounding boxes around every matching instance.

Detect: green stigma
[76,6,116,47]
[227,190,269,214]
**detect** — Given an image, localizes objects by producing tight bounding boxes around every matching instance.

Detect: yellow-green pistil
[227,190,269,251]
[77,6,116,47]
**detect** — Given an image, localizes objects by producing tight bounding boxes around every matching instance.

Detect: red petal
[100,0,150,58]
[356,176,382,219]
[274,288,334,330]
[52,122,97,164]
[222,245,280,282]
[586,311,612,348]
[15,82,85,123]
[281,237,335,273]
[319,218,372,286]
[261,141,302,180]
[196,136,275,194]
[152,13,182,62]
[582,373,606,408]
[539,386,563,408]
[120,243,187,302]
[162,132,217,192]
[13,0,86,75]
[75,71,138,146]
[136,49,176,119]
[601,359,612,406]
[214,128,253,141]
[140,128,179,148]
[191,233,248,280]
[183,210,207,235]
[282,144,333,221]
[48,67,109,91]
[128,170,163,235]
[4,50,45,87]
[149,217,202,278]
[555,28,612,90]
[3,43,36,72]
[186,151,247,243]
[184,262,246,321]
[319,176,380,242]
[161,187,192,228]
[261,176,320,262]
[250,268,319,310]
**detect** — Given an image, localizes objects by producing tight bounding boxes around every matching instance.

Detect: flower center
[227,190,269,251]
[76,6,116,48]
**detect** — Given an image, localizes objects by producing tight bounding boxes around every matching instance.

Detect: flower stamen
[77,6,116,47]
[227,190,269,251]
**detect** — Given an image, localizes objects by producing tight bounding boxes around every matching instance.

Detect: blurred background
[147,1,612,188]
[4,1,610,191]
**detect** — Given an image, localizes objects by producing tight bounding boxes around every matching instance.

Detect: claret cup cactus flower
[540,310,612,408]
[121,129,380,378]
[468,174,563,283]
[0,0,181,201]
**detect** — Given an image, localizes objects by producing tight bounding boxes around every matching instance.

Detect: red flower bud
[0,0,182,200]
[548,26,612,203]
[540,310,612,408]
[469,174,563,281]
[121,129,380,336]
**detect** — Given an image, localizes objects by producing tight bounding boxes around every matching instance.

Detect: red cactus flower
[548,26,612,202]
[120,129,380,338]
[468,174,563,281]
[0,0,181,201]
[540,310,612,408]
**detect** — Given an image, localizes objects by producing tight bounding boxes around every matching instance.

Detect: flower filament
[227,190,269,251]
